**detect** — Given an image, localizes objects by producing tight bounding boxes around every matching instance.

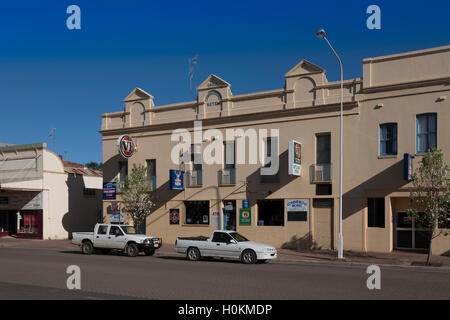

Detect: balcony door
[316,133,331,164]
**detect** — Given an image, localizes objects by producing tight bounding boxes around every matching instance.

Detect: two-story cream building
[100,45,450,254]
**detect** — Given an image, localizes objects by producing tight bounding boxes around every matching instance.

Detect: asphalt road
[0,245,449,300]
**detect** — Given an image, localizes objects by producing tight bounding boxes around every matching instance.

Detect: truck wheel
[186,247,201,261]
[241,249,257,264]
[81,241,94,255]
[144,249,155,256]
[125,243,139,257]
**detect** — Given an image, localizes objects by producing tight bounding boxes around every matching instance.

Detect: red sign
[117,135,136,158]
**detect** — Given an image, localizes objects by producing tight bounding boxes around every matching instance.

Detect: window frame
[367,197,385,228]
[416,113,437,154]
[379,123,398,156]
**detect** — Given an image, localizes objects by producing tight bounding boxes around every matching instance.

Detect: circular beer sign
[117,135,136,158]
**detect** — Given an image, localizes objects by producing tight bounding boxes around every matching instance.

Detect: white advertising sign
[288,140,302,176]
[286,200,308,212]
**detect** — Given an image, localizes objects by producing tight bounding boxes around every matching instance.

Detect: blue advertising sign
[242,199,249,208]
[170,170,184,190]
[103,182,117,200]
[403,153,414,181]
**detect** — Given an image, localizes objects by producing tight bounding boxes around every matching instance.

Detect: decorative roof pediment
[124,87,153,102]
[284,60,325,78]
[197,74,231,91]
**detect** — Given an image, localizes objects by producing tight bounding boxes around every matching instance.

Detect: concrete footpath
[1,236,449,269]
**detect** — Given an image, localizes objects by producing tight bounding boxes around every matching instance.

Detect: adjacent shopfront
[0,143,103,239]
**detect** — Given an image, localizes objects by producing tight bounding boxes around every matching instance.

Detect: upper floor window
[191,144,202,171]
[119,161,128,182]
[379,123,397,156]
[146,159,156,177]
[316,133,331,164]
[224,141,235,169]
[416,113,437,153]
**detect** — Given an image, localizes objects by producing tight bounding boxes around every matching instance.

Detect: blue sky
[1,0,449,165]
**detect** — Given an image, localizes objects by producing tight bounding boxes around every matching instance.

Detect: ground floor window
[395,211,431,250]
[19,210,40,234]
[368,198,385,228]
[0,211,16,234]
[257,199,284,226]
[184,201,209,225]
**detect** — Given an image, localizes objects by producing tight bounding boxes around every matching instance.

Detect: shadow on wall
[245,150,297,208]
[62,173,102,238]
[442,250,450,257]
[342,159,408,220]
[281,233,319,250]
[102,154,121,182]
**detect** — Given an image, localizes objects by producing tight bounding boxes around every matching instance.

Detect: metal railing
[310,163,333,183]
[186,170,202,186]
[218,168,236,185]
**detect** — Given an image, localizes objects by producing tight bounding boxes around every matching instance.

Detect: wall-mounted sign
[103,182,117,200]
[110,213,124,224]
[242,199,249,208]
[288,140,302,176]
[239,208,251,226]
[170,170,184,190]
[403,153,414,181]
[117,135,136,159]
[287,199,308,221]
[169,208,180,225]
[106,203,120,214]
[212,211,220,228]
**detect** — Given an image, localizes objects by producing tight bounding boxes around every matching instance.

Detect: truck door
[211,232,234,257]
[108,225,127,249]
[94,225,110,247]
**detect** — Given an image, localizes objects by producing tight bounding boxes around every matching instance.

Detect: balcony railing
[218,168,236,185]
[147,176,157,191]
[186,170,202,186]
[310,163,332,183]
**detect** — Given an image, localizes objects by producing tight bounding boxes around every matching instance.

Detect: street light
[316,29,344,260]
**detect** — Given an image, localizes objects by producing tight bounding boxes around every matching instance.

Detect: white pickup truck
[72,223,162,257]
[174,230,277,264]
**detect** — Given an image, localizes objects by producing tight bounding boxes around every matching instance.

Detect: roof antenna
[49,128,56,149]
[189,55,198,99]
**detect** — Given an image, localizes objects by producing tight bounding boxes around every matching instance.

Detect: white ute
[72,223,162,257]
[174,230,277,264]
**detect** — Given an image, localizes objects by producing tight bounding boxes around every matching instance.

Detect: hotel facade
[100,45,450,254]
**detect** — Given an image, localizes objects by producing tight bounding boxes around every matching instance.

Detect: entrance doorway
[394,211,431,250]
[222,200,236,231]
[0,211,17,236]
[313,199,334,250]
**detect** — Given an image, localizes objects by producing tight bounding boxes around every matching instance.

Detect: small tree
[120,164,154,232]
[407,147,450,265]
